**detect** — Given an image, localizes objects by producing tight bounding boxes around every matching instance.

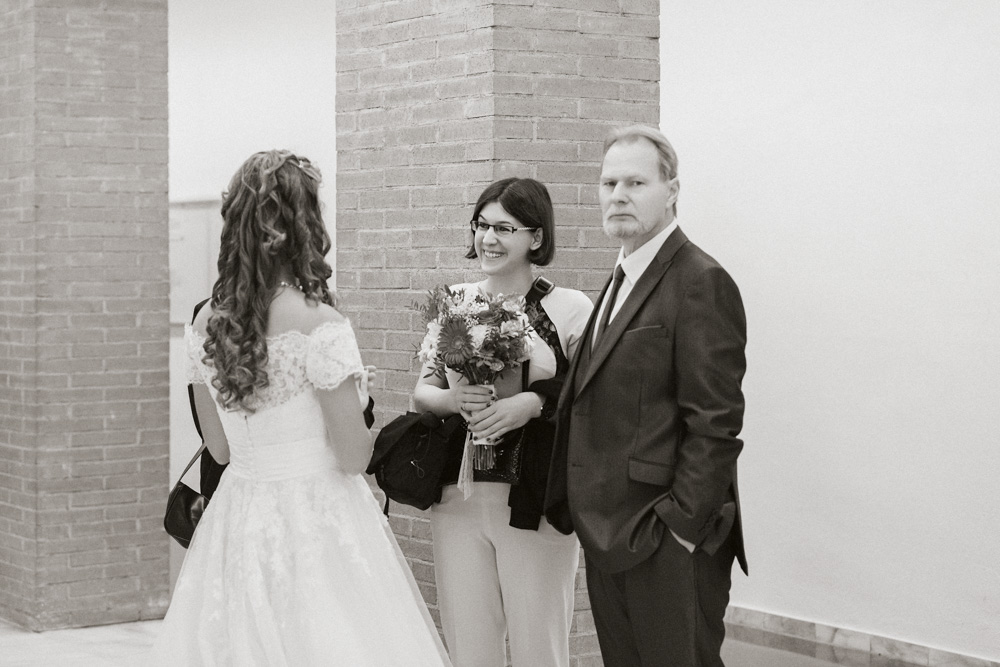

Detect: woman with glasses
[413,178,593,667]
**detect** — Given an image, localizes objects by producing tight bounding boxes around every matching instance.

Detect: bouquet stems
[469,382,496,471]
[473,439,496,470]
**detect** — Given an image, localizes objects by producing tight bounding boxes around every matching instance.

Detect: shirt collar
[615,221,679,285]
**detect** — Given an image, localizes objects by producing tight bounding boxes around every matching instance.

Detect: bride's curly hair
[203,150,335,412]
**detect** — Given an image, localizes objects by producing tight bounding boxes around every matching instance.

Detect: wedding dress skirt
[149,322,450,666]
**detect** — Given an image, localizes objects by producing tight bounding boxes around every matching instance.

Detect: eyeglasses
[469,220,535,237]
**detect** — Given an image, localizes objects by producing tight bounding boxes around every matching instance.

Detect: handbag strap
[525,276,553,303]
[522,276,554,392]
[177,442,208,483]
[177,297,211,485]
[187,298,210,440]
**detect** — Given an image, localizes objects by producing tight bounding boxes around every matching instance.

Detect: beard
[602,215,644,240]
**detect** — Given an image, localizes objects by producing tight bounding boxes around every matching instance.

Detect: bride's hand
[451,384,494,420]
[364,365,377,393]
[466,392,542,441]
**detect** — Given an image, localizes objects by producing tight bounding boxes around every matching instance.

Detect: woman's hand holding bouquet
[416,286,534,497]
[451,384,495,421]
[464,391,543,443]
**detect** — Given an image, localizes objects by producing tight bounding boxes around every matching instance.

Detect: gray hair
[603,125,680,215]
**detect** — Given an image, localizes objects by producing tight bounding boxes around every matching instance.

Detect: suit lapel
[575,228,689,399]
[560,276,607,406]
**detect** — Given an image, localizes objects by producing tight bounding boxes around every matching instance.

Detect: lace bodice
[184,320,367,480]
[185,319,364,411]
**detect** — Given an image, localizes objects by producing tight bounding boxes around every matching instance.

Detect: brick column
[337,1,658,662]
[0,0,170,630]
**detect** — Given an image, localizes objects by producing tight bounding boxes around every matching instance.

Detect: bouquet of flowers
[415,286,534,488]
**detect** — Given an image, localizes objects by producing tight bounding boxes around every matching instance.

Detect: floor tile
[0,617,942,667]
[724,637,866,667]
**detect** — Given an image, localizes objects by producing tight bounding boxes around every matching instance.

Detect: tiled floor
[0,618,924,667]
[0,620,159,667]
[723,625,924,667]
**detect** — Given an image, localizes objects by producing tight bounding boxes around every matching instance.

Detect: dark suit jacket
[545,228,748,575]
[187,299,375,500]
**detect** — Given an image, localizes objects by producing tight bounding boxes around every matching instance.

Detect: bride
[150,150,451,666]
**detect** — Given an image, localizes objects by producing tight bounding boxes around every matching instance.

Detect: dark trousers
[586,531,735,667]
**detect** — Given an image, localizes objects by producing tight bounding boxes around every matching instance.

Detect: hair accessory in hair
[292,158,321,183]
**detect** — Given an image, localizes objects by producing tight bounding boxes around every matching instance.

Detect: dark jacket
[545,228,748,575]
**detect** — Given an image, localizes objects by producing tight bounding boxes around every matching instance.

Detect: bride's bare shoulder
[268,292,346,337]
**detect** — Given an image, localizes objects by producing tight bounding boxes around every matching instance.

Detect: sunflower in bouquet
[415,286,534,472]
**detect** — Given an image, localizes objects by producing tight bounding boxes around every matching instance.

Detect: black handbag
[164,442,208,549]
[164,299,213,549]
[366,411,466,513]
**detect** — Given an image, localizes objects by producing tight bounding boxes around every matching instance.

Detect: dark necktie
[594,264,626,346]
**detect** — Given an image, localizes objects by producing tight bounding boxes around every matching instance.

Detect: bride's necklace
[277,281,302,291]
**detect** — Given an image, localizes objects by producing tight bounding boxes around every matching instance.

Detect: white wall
[169,0,337,210]
[660,1,1000,660]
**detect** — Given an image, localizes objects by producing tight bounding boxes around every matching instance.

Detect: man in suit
[545,125,748,667]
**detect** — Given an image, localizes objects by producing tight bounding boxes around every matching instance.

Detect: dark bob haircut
[465,177,556,266]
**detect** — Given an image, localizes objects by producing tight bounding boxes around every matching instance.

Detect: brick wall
[0,0,170,630]
[336,1,659,663]
[0,0,41,629]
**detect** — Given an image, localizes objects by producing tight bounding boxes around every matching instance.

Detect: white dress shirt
[592,221,678,348]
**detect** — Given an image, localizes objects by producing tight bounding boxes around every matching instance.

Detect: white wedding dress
[150,320,451,666]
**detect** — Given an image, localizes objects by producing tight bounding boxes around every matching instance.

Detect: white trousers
[430,483,580,667]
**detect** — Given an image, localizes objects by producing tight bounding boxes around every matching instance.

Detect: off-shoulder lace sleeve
[183,325,207,385]
[306,320,365,395]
